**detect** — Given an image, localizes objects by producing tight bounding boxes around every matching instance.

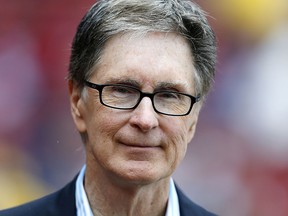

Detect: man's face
[70,32,200,185]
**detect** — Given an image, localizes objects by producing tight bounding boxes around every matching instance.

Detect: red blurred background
[1,1,288,215]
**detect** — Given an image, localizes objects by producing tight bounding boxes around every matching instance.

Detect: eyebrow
[104,77,191,93]
[154,82,190,93]
[104,78,140,87]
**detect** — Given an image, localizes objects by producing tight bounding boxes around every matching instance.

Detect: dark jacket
[0,176,217,216]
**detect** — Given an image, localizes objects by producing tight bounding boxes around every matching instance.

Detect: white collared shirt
[76,165,180,216]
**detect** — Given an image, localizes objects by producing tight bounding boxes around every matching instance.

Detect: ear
[187,106,201,143]
[68,80,87,133]
[187,115,198,143]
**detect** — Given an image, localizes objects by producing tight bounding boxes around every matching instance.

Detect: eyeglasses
[84,81,200,116]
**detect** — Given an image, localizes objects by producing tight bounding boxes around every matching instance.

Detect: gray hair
[68,0,217,98]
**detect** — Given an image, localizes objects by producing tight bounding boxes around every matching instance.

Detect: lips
[120,141,159,148]
[115,131,162,149]
[117,136,161,148]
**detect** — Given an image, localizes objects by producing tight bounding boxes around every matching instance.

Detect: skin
[69,32,200,216]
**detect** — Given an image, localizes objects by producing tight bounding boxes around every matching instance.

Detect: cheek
[85,109,125,164]
[172,130,189,158]
[88,109,121,141]
[163,120,191,168]
[166,117,191,144]
[85,103,132,153]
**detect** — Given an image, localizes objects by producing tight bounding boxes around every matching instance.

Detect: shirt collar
[75,165,93,216]
[166,178,180,216]
[75,165,180,216]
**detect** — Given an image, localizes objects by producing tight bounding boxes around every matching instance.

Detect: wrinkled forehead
[93,31,196,73]
[90,32,197,94]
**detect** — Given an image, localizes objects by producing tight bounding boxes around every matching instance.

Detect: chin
[110,162,170,186]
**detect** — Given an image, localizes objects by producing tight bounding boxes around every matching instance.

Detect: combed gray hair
[68,0,217,98]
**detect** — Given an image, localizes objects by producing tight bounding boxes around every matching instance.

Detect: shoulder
[176,185,218,216]
[0,177,77,216]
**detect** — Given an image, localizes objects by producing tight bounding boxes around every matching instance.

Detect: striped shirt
[76,165,180,216]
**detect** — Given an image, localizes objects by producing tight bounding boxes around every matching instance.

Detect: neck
[84,165,170,216]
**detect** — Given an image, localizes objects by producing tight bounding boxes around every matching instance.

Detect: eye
[108,85,138,98]
[156,92,180,100]
[113,86,130,93]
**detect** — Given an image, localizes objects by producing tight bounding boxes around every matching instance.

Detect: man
[0,0,217,215]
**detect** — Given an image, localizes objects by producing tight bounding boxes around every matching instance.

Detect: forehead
[92,32,196,92]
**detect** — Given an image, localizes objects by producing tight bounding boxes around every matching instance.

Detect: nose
[129,97,159,132]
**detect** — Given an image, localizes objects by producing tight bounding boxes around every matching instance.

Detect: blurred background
[0,0,287,215]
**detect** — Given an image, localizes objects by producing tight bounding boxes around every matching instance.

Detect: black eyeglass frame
[84,80,201,116]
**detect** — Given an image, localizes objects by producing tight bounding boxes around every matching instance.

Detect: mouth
[118,138,162,149]
[115,133,163,150]
[116,138,163,161]
[120,142,160,149]
[119,141,162,162]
